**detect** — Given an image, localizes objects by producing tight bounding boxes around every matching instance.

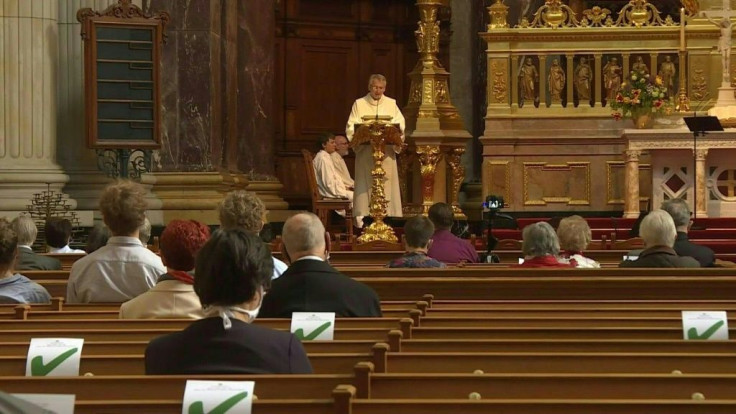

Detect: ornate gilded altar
[480,0,736,215]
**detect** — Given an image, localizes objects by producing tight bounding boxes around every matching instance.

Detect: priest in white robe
[331,134,354,190]
[345,74,405,218]
[313,135,353,215]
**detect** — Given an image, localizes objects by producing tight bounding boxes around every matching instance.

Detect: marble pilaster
[623,149,642,219]
[56,0,119,223]
[0,0,69,215]
[695,148,709,218]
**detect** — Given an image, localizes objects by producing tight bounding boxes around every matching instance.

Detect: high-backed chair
[301,149,353,239]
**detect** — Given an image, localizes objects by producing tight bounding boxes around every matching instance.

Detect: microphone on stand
[375,95,380,121]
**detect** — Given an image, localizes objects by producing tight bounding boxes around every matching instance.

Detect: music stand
[683,116,723,229]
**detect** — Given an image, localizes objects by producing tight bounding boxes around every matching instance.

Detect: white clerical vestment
[345,94,405,217]
[313,150,352,202]
[330,151,354,189]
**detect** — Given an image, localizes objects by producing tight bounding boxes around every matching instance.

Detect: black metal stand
[96,148,152,179]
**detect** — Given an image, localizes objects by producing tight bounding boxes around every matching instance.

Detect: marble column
[0,0,69,215]
[624,149,642,219]
[695,148,709,218]
[56,0,118,223]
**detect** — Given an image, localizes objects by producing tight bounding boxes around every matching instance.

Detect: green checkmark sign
[30,347,79,376]
[294,321,332,340]
[188,391,249,414]
[687,320,726,340]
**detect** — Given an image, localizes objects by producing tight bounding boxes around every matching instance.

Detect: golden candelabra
[352,119,402,243]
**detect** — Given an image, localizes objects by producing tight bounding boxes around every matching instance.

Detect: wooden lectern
[352,116,403,243]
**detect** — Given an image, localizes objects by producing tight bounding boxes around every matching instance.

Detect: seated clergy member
[426,202,478,264]
[67,181,165,303]
[556,215,600,268]
[515,221,575,268]
[388,216,446,268]
[45,218,85,254]
[218,190,287,279]
[332,134,354,190]
[120,220,210,319]
[661,198,716,267]
[10,215,61,271]
[620,210,700,268]
[313,134,356,225]
[0,218,51,304]
[260,212,382,318]
[145,229,312,375]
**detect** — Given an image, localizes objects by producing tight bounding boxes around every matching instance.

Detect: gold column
[695,148,709,218]
[649,52,658,75]
[539,55,547,108]
[403,0,472,217]
[622,53,631,78]
[445,147,466,218]
[565,53,575,106]
[511,56,519,107]
[594,53,603,107]
[417,145,442,215]
[624,149,642,219]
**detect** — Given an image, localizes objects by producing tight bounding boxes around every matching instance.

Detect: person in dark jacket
[260,212,382,318]
[10,215,61,271]
[661,198,716,267]
[620,210,700,268]
[145,229,312,375]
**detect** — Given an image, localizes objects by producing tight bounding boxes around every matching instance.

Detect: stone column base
[0,168,70,219]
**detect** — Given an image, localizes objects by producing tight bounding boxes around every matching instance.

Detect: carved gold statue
[658,55,677,97]
[632,56,649,74]
[548,58,566,102]
[602,57,622,101]
[519,57,539,105]
[574,56,592,101]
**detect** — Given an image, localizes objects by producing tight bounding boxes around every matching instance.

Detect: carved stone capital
[625,149,642,162]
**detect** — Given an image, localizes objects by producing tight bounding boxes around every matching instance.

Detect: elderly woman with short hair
[620,210,700,268]
[556,215,600,268]
[515,222,574,268]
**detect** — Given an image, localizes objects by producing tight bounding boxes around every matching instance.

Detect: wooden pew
[368,343,736,374]
[353,361,736,399]
[0,374,350,400]
[0,353,370,375]
[406,325,736,340]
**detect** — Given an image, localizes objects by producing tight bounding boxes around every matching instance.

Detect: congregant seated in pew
[67,181,165,303]
[145,229,313,375]
[514,222,574,268]
[85,223,111,254]
[219,190,288,279]
[557,215,600,268]
[120,219,210,319]
[427,202,479,264]
[0,218,50,304]
[620,210,700,268]
[44,218,86,254]
[662,198,716,267]
[387,216,445,268]
[11,215,61,271]
[260,212,382,318]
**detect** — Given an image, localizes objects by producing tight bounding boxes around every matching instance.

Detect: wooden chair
[301,149,353,239]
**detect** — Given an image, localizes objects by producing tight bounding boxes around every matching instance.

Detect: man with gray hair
[10,215,61,271]
[516,221,574,267]
[259,212,381,318]
[661,198,715,267]
[620,210,700,268]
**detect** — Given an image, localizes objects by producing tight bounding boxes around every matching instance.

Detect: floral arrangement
[610,69,669,121]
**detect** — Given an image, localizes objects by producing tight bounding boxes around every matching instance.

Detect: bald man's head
[282,212,327,260]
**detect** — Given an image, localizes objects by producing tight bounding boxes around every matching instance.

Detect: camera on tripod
[482,195,504,213]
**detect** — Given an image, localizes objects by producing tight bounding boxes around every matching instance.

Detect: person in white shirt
[331,134,354,190]
[346,74,405,218]
[218,190,288,279]
[45,218,86,254]
[67,181,165,303]
[120,219,210,319]
[314,134,353,201]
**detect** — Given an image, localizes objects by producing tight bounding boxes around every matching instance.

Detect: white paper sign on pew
[25,338,84,377]
[291,312,336,341]
[182,380,254,414]
[681,311,729,340]
[12,393,75,414]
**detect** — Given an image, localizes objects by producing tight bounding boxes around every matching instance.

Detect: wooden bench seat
[406,325,736,340]
[0,353,370,375]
